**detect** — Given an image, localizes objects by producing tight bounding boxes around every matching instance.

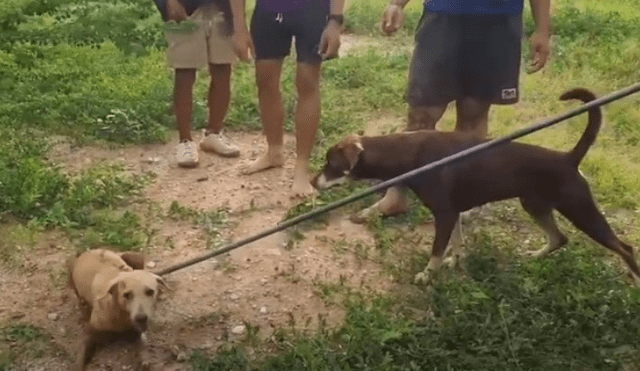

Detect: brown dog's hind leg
[520,197,568,258]
[415,212,459,285]
[556,186,640,286]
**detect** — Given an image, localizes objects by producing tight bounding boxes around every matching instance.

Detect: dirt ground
[0,62,411,371]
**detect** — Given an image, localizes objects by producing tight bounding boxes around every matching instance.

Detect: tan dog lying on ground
[69,249,167,371]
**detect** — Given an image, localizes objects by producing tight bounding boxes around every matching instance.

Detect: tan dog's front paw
[138,361,150,371]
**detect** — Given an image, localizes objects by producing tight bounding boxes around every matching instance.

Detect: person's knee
[456,98,490,136]
[296,63,321,98]
[407,105,447,132]
[175,68,196,85]
[255,61,283,93]
[209,64,231,79]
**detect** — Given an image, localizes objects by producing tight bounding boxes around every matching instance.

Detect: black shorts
[250,1,329,64]
[407,9,523,107]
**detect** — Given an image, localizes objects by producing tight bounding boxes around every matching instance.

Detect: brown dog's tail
[560,88,602,167]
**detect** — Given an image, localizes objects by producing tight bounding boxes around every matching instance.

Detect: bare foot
[242,147,285,175]
[291,159,316,197]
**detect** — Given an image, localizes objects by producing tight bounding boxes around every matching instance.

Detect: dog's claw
[414,270,436,285]
[444,255,460,269]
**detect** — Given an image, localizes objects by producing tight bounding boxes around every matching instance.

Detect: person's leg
[243,59,287,173]
[174,69,197,142]
[206,67,231,135]
[199,4,241,156]
[455,98,491,138]
[242,5,292,174]
[165,7,208,167]
[352,10,461,221]
[200,62,241,157]
[291,62,322,195]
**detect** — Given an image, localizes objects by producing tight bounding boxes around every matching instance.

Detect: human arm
[528,0,551,73]
[319,0,346,60]
[230,0,254,61]
[381,0,412,35]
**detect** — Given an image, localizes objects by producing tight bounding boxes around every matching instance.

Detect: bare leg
[206,63,232,134]
[243,59,286,174]
[291,62,322,196]
[352,104,447,223]
[174,69,197,142]
[455,97,491,138]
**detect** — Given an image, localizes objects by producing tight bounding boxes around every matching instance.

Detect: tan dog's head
[104,271,168,332]
[313,135,364,190]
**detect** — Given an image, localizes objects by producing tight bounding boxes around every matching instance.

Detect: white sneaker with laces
[176,140,199,168]
[200,130,240,157]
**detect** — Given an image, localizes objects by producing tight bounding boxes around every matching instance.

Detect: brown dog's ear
[341,141,364,169]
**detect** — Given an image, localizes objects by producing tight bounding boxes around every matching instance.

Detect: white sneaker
[176,140,199,168]
[200,130,240,157]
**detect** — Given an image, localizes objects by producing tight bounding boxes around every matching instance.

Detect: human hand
[166,0,188,23]
[381,4,404,35]
[232,27,254,62]
[528,31,550,73]
[319,21,342,60]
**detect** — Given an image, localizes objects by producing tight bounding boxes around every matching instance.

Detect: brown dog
[70,249,167,371]
[313,88,640,286]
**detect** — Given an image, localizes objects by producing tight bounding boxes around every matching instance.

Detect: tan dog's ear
[154,275,171,293]
[342,141,364,169]
[107,278,120,297]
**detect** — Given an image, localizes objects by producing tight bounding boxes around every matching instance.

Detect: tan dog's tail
[560,88,602,167]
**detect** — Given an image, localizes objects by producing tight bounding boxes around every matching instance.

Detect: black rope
[155,82,640,276]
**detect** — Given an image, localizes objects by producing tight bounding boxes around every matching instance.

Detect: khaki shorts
[165,4,237,69]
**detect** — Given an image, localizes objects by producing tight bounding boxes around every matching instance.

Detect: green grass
[0,324,55,366]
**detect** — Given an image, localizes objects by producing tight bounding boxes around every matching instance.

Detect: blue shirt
[425,0,524,14]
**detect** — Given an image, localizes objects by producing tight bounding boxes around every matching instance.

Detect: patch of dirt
[0,33,419,370]
[2,128,396,370]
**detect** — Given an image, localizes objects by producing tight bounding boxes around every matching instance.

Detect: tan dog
[70,249,167,371]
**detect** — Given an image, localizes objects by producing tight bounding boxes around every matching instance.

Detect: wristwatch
[327,14,344,26]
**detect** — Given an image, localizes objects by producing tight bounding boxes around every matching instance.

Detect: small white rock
[230,293,240,300]
[146,261,156,269]
[259,307,268,314]
[231,325,246,335]
[47,313,58,321]
[176,351,188,362]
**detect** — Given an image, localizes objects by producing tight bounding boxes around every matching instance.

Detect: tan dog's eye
[123,292,133,300]
[145,289,155,297]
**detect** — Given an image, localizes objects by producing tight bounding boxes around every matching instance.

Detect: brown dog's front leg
[415,212,459,285]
